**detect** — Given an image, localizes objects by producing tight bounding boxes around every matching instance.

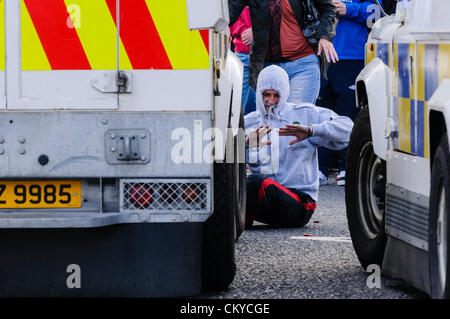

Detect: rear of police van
[0,0,236,297]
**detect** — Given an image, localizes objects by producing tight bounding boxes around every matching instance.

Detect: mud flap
[0,223,202,297]
[382,236,430,295]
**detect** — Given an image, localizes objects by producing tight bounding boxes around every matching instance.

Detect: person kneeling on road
[245,65,353,228]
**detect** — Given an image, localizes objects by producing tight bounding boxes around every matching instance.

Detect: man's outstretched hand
[246,125,272,148]
[279,124,310,145]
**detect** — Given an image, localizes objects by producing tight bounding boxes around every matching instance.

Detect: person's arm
[228,0,247,26]
[313,0,339,63]
[280,107,353,149]
[279,125,312,145]
[245,125,272,169]
[308,108,354,150]
[241,28,253,46]
[312,0,337,42]
[339,0,383,24]
[230,16,248,38]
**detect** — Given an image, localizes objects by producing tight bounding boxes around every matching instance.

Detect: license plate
[0,181,82,209]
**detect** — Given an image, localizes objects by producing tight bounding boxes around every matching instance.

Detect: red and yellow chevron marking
[106,0,171,70]
[142,0,209,70]
[21,0,209,71]
[23,0,90,70]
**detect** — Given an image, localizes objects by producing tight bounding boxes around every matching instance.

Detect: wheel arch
[429,110,447,167]
[428,79,450,167]
[356,80,368,109]
[355,57,389,160]
[213,51,243,162]
[225,51,244,136]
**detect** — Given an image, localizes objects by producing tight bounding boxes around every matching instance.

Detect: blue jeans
[235,52,256,115]
[266,54,321,104]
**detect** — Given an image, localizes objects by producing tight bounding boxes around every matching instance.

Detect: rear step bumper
[0,211,138,228]
[0,208,210,228]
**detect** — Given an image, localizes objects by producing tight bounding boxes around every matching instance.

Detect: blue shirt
[334,0,382,60]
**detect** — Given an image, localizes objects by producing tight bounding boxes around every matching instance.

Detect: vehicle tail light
[130,184,153,208]
[182,186,200,204]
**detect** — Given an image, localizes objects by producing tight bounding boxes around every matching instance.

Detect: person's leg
[245,85,257,115]
[316,70,335,178]
[332,60,363,121]
[331,60,365,172]
[253,177,316,227]
[235,52,251,111]
[318,147,331,177]
[281,54,321,104]
[246,174,266,227]
[290,189,316,226]
[316,75,334,110]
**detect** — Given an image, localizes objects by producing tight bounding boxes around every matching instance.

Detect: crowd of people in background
[229,0,390,228]
[317,0,384,186]
[230,6,257,115]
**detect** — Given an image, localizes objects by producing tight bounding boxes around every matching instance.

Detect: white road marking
[289,236,352,243]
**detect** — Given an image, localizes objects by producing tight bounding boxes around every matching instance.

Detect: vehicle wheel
[345,107,387,269]
[201,115,243,291]
[429,134,450,299]
[234,110,247,239]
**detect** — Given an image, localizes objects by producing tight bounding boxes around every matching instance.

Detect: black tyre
[201,110,245,291]
[429,134,450,299]
[345,107,387,269]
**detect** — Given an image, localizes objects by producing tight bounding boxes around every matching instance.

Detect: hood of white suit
[256,65,290,125]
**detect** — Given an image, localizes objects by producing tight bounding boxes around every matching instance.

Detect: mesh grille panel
[120,179,210,212]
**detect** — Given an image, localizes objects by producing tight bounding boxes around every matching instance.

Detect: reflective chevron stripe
[20,0,209,71]
[65,0,118,70]
[23,0,91,70]
[144,0,209,70]
[110,0,172,70]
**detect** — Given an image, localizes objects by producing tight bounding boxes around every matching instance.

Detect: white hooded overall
[245,65,354,202]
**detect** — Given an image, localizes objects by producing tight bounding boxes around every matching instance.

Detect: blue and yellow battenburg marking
[368,41,450,159]
[390,43,450,159]
[365,42,388,65]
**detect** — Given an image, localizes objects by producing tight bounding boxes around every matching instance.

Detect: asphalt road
[199,182,428,299]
